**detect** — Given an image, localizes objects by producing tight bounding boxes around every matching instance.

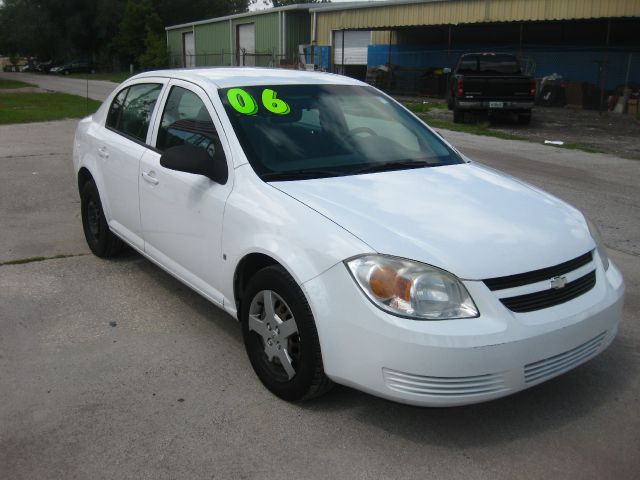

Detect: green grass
[413,109,606,154]
[68,72,133,83]
[0,78,36,89]
[403,101,447,114]
[419,114,527,141]
[0,91,101,124]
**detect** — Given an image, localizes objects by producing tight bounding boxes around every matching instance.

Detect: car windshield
[219,84,463,181]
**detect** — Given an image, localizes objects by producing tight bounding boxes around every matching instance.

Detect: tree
[137,27,168,70]
[110,0,162,68]
[155,0,249,26]
[0,0,249,68]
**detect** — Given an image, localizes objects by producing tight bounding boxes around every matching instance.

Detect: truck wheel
[453,108,465,123]
[518,113,532,125]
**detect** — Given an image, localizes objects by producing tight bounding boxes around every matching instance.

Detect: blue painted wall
[368,44,640,90]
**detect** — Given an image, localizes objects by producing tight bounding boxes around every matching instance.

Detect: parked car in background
[35,60,54,73]
[52,59,94,75]
[73,68,623,407]
[447,52,536,124]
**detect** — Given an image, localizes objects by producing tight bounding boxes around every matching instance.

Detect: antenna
[86,74,89,114]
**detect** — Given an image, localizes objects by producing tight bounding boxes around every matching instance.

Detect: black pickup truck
[447,53,536,124]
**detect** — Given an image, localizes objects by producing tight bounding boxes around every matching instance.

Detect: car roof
[127,67,365,89]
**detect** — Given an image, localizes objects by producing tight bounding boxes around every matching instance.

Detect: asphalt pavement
[1,120,639,476]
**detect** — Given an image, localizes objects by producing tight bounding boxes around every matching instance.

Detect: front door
[139,80,233,304]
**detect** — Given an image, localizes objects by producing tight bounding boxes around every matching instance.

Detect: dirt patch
[402,97,640,160]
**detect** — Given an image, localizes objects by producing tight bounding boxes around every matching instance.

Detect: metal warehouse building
[166,4,313,68]
[166,0,640,103]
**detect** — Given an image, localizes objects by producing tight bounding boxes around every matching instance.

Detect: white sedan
[73,68,624,406]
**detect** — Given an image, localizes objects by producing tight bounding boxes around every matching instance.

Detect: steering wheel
[350,127,377,137]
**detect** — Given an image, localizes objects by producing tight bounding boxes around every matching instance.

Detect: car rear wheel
[453,107,465,123]
[80,179,123,258]
[241,265,332,401]
[518,113,532,125]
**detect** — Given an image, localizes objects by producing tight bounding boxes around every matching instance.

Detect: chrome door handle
[98,146,109,159]
[141,170,159,185]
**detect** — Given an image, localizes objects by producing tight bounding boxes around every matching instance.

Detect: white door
[237,23,255,66]
[139,80,233,304]
[333,30,371,66]
[97,82,165,250]
[183,32,195,67]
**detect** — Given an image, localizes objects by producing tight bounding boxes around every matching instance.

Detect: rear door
[139,79,234,304]
[96,80,166,249]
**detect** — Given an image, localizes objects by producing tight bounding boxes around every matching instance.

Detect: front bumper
[302,255,624,407]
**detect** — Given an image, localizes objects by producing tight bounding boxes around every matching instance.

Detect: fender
[219,165,372,317]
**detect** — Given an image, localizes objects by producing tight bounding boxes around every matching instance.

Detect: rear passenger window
[106,88,127,129]
[106,83,162,142]
[156,86,221,160]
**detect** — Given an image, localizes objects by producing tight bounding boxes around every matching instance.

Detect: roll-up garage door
[238,23,256,66]
[333,30,371,65]
[183,32,195,68]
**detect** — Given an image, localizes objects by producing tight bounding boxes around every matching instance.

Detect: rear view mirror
[160,144,228,184]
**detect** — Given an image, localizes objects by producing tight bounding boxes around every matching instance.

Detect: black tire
[453,107,465,123]
[241,265,332,401]
[80,179,123,258]
[518,113,532,125]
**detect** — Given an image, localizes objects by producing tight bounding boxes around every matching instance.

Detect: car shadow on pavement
[112,247,244,345]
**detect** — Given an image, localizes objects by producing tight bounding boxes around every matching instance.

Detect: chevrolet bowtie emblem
[550,276,568,289]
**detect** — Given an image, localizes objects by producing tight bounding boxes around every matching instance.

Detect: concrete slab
[1,120,639,479]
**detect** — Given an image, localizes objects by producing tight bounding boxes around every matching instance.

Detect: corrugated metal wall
[167,27,193,61]
[232,12,280,56]
[195,22,231,66]
[315,0,640,44]
[286,11,311,63]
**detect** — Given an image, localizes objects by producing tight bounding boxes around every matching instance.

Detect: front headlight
[345,255,479,320]
[586,219,610,270]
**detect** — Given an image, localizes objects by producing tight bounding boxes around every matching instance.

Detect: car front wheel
[241,265,332,401]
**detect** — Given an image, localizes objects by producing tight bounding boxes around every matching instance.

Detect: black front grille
[483,251,593,291]
[499,270,596,313]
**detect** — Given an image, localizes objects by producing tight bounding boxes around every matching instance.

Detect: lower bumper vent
[383,368,506,397]
[524,331,607,383]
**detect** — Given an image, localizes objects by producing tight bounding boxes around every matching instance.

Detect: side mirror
[160,144,228,185]
[442,67,452,74]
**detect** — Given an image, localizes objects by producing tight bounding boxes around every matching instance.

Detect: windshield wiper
[351,160,434,175]
[261,169,344,181]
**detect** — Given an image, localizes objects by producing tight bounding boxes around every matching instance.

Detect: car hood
[271,163,594,280]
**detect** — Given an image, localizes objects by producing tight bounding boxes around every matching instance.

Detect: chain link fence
[169,49,297,69]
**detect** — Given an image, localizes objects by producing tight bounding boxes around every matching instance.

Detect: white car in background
[73,68,624,406]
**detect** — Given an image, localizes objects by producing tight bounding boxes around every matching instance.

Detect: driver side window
[157,86,220,160]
